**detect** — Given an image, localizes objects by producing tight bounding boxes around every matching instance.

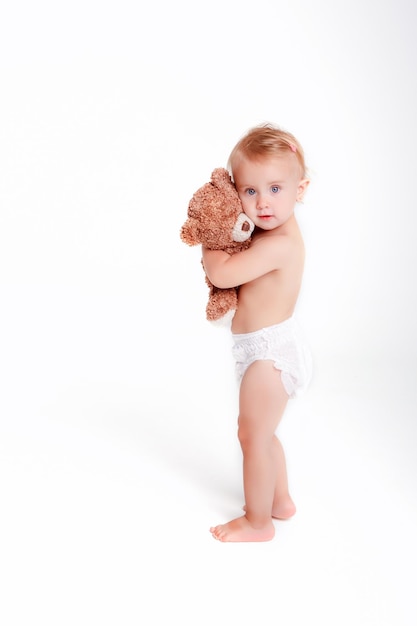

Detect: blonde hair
[228,122,307,179]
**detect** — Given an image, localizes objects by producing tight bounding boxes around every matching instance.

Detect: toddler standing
[202,123,312,542]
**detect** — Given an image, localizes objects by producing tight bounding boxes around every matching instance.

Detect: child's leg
[242,435,296,519]
[271,435,296,519]
[210,360,289,542]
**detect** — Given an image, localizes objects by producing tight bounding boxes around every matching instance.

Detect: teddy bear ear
[211,167,232,188]
[180,219,200,246]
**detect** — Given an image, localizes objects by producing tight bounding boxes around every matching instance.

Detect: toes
[210,525,224,541]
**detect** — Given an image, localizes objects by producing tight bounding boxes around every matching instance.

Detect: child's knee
[237,421,270,451]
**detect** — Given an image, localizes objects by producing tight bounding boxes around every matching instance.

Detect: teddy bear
[180,167,255,324]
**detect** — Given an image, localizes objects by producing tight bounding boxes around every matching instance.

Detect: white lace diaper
[231,317,313,398]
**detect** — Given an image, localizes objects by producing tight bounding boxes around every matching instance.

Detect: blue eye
[247,188,256,196]
[271,186,280,193]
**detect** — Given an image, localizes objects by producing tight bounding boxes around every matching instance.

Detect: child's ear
[297,178,310,203]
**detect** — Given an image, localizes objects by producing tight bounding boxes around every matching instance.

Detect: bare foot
[210,515,275,542]
[243,497,296,520]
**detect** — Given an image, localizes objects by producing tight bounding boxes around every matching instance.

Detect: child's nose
[257,194,268,209]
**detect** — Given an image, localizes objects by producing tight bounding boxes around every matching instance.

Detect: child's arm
[202,236,295,289]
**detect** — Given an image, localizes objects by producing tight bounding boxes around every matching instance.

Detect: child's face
[233,155,309,230]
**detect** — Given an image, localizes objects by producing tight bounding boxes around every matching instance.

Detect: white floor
[1,319,416,625]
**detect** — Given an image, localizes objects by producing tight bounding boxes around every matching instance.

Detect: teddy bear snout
[232,213,255,243]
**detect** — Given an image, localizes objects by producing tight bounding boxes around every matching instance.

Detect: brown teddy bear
[180,167,254,324]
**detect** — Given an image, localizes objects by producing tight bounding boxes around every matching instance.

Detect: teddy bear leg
[206,287,238,324]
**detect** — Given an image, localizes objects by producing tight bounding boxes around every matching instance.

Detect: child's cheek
[240,197,252,213]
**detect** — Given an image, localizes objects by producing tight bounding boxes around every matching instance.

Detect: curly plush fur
[180,168,254,323]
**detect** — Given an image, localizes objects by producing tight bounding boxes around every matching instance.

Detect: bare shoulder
[252,227,304,266]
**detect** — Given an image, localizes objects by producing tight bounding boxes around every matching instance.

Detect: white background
[1,1,416,624]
